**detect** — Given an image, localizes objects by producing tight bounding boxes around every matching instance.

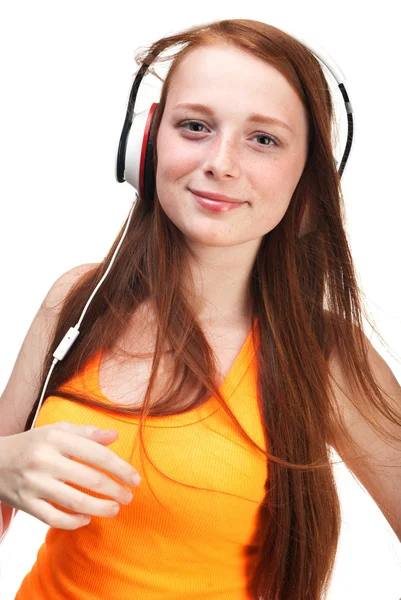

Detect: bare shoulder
[41,263,100,313]
[0,263,99,437]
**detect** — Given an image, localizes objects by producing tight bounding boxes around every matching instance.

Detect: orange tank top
[15,323,268,599]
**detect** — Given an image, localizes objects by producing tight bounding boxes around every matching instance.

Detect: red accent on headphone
[139,103,158,199]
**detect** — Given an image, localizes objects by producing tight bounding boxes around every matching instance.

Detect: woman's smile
[190,189,247,213]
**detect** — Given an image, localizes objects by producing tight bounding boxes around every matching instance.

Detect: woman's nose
[202,137,241,179]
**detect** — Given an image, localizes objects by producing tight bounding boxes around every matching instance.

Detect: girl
[1,18,400,600]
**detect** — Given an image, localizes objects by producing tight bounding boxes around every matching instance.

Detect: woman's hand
[0,421,141,530]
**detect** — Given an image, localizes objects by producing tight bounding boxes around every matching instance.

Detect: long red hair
[26,19,401,599]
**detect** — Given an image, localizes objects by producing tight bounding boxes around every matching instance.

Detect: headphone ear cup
[122,102,158,201]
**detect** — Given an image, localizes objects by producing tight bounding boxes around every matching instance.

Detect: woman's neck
[183,239,260,328]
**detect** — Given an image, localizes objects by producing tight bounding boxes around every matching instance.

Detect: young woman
[1,18,400,600]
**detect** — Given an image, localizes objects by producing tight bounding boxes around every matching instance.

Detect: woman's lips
[190,190,246,213]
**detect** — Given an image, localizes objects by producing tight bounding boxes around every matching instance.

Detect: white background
[0,0,400,598]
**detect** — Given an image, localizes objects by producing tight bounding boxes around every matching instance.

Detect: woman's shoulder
[0,263,100,437]
[48,263,100,301]
[40,263,101,317]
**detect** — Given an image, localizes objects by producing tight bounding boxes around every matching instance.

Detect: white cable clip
[53,326,80,361]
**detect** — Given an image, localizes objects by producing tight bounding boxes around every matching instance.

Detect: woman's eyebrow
[172,102,293,133]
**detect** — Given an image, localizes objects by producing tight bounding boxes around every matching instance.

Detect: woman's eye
[253,133,279,148]
[179,120,208,133]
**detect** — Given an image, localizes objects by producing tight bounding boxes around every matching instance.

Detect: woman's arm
[329,334,401,542]
[0,263,97,539]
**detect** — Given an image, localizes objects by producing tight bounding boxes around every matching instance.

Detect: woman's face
[156,43,309,249]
